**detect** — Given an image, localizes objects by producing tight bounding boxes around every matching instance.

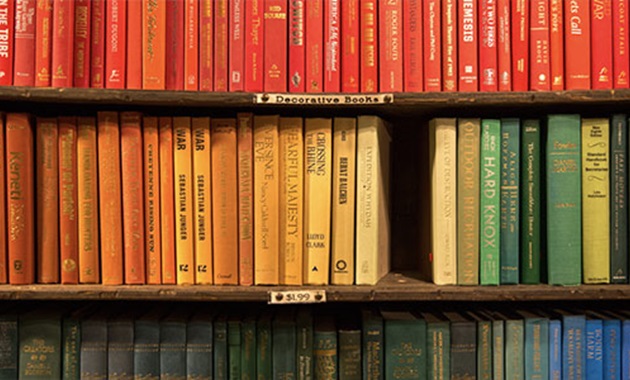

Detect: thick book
[592,0,613,89]
[273,311,297,380]
[480,119,501,285]
[159,117,176,284]
[610,114,628,283]
[160,312,187,379]
[184,0,198,90]
[360,0,378,92]
[229,318,242,380]
[51,0,74,87]
[614,0,629,88]
[338,320,361,380]
[199,0,213,90]
[497,0,511,90]
[0,0,13,85]
[244,0,264,91]
[13,0,36,86]
[304,118,332,285]
[480,0,498,91]
[586,318,604,379]
[143,117,161,284]
[193,117,213,284]
[442,0,458,91]
[403,0,423,92]
[501,312,525,379]
[230,0,245,91]
[133,310,160,380]
[263,0,287,92]
[314,316,337,380]
[214,316,228,380]
[341,0,360,92]
[379,0,403,92]
[165,0,184,90]
[324,0,341,92]
[105,0,126,88]
[0,313,17,378]
[430,118,457,285]
[90,0,105,88]
[511,0,529,90]
[80,314,107,379]
[237,113,254,285]
[546,114,582,285]
[445,311,477,379]
[558,310,587,380]
[550,0,564,90]
[297,307,314,380]
[19,311,61,379]
[530,0,551,90]
[424,0,441,91]
[126,0,142,89]
[565,0,591,89]
[422,311,450,380]
[107,314,134,379]
[458,0,478,91]
[58,117,78,284]
[521,120,542,284]
[142,0,166,89]
[500,118,520,284]
[518,310,550,380]
[591,310,622,379]
[241,316,256,379]
[257,312,273,380]
[35,0,53,86]
[362,309,384,380]
[72,0,90,88]
[383,310,427,380]
[36,118,58,284]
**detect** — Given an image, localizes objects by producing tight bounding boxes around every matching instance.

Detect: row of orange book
[0,112,391,286]
[0,0,622,93]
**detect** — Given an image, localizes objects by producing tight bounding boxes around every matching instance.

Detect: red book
[379,0,403,92]
[51,0,74,87]
[530,0,551,91]
[442,0,458,91]
[497,0,511,90]
[565,0,591,89]
[480,0,498,91]
[230,0,245,91]
[73,0,90,88]
[0,0,14,86]
[614,0,629,88]
[126,0,141,89]
[360,0,378,92]
[0,114,5,284]
[90,0,105,88]
[142,0,166,89]
[324,0,341,92]
[403,0,423,92]
[288,0,305,92]
[306,0,323,92]
[237,113,253,285]
[13,0,36,86]
[36,118,58,284]
[184,0,198,90]
[550,0,564,90]
[214,0,228,91]
[341,0,359,92]
[459,0,478,91]
[166,0,184,90]
[199,0,213,91]
[244,0,264,91]
[58,117,78,284]
[592,0,613,89]
[159,117,176,284]
[105,0,126,88]
[512,0,528,90]
[35,0,52,86]
[424,0,441,91]
[264,0,288,92]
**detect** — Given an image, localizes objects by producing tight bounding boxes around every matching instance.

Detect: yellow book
[193,117,213,284]
[279,117,304,285]
[254,115,280,285]
[304,118,333,285]
[331,118,357,285]
[582,118,610,284]
[174,117,195,284]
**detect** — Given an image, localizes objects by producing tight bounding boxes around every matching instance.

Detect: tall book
[13,0,36,86]
[442,0,458,91]
[263,0,287,92]
[184,0,198,90]
[107,314,134,379]
[497,0,511,90]
[142,0,166,89]
[549,319,562,380]
[360,0,378,92]
[0,313,18,378]
[324,0,340,92]
[403,0,423,92]
[558,310,587,380]
[518,310,550,380]
[424,0,442,91]
[279,117,304,285]
[241,316,256,379]
[521,120,542,284]
[592,0,613,89]
[254,115,280,285]
[331,118,357,285]
[72,0,90,88]
[0,0,13,85]
[230,0,245,91]
[314,316,337,380]
[480,0,498,91]
[257,312,273,380]
[614,0,629,88]
[423,311,450,380]
[51,0,74,87]
[193,117,213,284]
[90,0,105,88]
[143,117,161,284]
[383,310,427,380]
[547,114,582,285]
[126,0,141,89]
[500,118,520,284]
[165,0,184,90]
[297,307,314,380]
[586,317,604,379]
[565,0,591,89]
[19,311,62,380]
[530,0,551,91]
[467,311,491,379]
[159,117,176,284]
[62,307,88,380]
[244,0,264,91]
[341,0,360,92]
[511,0,529,90]
[237,113,254,285]
[362,309,384,380]
[58,117,78,284]
[445,311,477,379]
[229,319,242,380]
[36,118,57,284]
[356,116,391,285]
[304,118,332,285]
[550,0,564,90]
[430,118,457,285]
[338,320,361,380]
[502,312,525,379]
[0,116,4,283]
[582,118,610,284]
[305,0,323,92]
[174,117,195,284]
[80,313,107,379]
[273,311,297,380]
[458,0,478,91]
[35,0,53,86]
[134,310,160,379]
[610,114,627,283]
[457,118,480,285]
[160,312,187,379]
[199,0,213,90]
[105,0,126,88]
[212,119,239,285]
[379,0,403,92]
[214,316,228,380]
[187,312,213,379]
[480,119,501,285]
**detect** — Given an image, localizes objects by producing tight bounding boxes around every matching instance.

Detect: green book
[241,316,256,380]
[338,324,361,380]
[468,312,492,380]
[480,119,501,285]
[422,312,450,380]
[214,316,228,380]
[19,311,62,380]
[500,118,520,284]
[273,311,296,380]
[257,312,273,380]
[362,309,384,380]
[229,318,242,380]
[383,310,426,380]
[520,119,542,284]
[517,310,549,380]
[0,312,17,380]
[546,114,582,285]
[61,316,80,380]
[499,312,524,380]
[297,308,313,380]
[314,316,337,380]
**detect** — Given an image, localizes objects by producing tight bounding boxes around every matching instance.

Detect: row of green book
[430,115,628,286]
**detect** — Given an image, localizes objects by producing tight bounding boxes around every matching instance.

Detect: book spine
[451,321,477,378]
[0,115,4,284]
[525,318,549,379]
[424,0,441,91]
[13,0,35,86]
[264,0,288,92]
[257,316,272,380]
[192,117,213,284]
[186,319,213,379]
[134,320,160,379]
[550,0,564,90]
[403,0,422,92]
[97,112,123,285]
[477,320,492,379]
[105,0,125,88]
[230,0,245,91]
[0,315,18,378]
[505,320,525,379]
[19,315,62,380]
[341,0,359,92]
[497,0,511,90]
[623,320,630,380]
[212,119,239,285]
[58,117,78,284]
[610,114,628,283]
[142,0,166,89]
[80,318,107,379]
[379,0,402,92]
[159,117,176,284]
[288,0,305,92]
[530,0,551,91]
[199,0,213,90]
[480,119,501,285]
[480,0,498,91]
[443,0,458,91]
[362,312,384,380]
[520,120,542,284]
[592,0,613,89]
[297,309,313,380]
[614,0,629,88]
[34,0,52,86]
[36,118,58,284]
[244,0,264,91]
[77,117,99,284]
[160,319,187,379]
[237,113,254,286]
[324,0,341,92]
[90,0,105,88]
[305,0,323,92]
[384,320,426,380]
[51,0,73,87]
[586,319,604,379]
[603,320,621,378]
[72,0,90,88]
[125,0,141,89]
[492,320,504,380]
[108,319,134,379]
[62,318,80,379]
[313,329,337,379]
[511,0,529,90]
[214,0,229,91]
[229,321,242,379]
[360,0,378,92]
[0,0,14,85]
[184,0,198,90]
[273,319,297,380]
[459,0,478,91]
[500,118,520,284]
[214,318,228,380]
[549,320,562,380]
[165,0,184,90]
[562,315,587,380]
[241,318,256,379]
[338,330,361,380]
[143,117,162,284]
[427,322,450,380]
[565,0,591,89]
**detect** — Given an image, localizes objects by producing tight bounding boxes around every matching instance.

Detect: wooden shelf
[0,272,629,302]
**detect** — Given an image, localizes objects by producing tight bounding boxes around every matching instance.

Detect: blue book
[133,310,160,380]
[160,311,187,380]
[500,118,520,284]
[589,311,621,380]
[550,320,562,380]
[518,310,549,380]
[586,319,604,380]
[559,311,586,380]
[622,317,630,380]
[187,311,213,379]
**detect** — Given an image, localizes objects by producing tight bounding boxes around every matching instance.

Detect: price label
[254,93,393,105]
[268,290,327,305]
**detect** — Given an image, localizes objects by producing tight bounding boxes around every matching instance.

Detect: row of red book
[0,0,623,92]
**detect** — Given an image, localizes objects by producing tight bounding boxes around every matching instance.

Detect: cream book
[355,116,391,285]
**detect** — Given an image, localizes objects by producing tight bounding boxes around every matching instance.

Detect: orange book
[192,117,213,284]
[142,0,166,89]
[0,114,4,284]
[253,115,280,285]
[97,112,124,285]
[185,0,199,90]
[58,117,78,284]
[120,112,145,284]
[159,117,176,284]
[36,118,58,284]
[77,117,100,284]
[237,113,254,286]
[143,116,162,284]
[212,119,239,285]
[127,0,142,89]
[6,114,34,285]
[174,116,195,284]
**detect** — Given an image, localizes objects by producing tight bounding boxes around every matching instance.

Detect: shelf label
[268,290,327,305]
[254,93,394,105]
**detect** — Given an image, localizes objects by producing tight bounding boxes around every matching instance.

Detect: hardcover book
[500,118,520,284]
[610,114,628,283]
[36,118,58,284]
[480,119,501,285]
[193,117,213,284]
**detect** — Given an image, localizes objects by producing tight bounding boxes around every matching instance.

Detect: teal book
[521,119,542,284]
[550,319,562,380]
[187,311,213,380]
[422,312,450,380]
[107,314,134,379]
[610,114,628,283]
[297,308,313,380]
[214,315,228,380]
[492,317,505,380]
[19,311,62,380]
[241,316,256,380]
[160,311,187,380]
[80,313,108,379]
[480,119,501,285]
[338,323,361,380]
[314,316,337,380]
[257,312,272,380]
[362,309,384,380]
[468,311,492,380]
[518,310,550,380]
[445,311,476,379]
[273,311,296,380]
[557,310,586,380]
[383,310,426,380]
[61,316,81,380]
[500,118,520,284]
[497,311,524,380]
[546,114,582,285]
[133,310,160,380]
[0,313,17,380]
[229,318,242,380]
